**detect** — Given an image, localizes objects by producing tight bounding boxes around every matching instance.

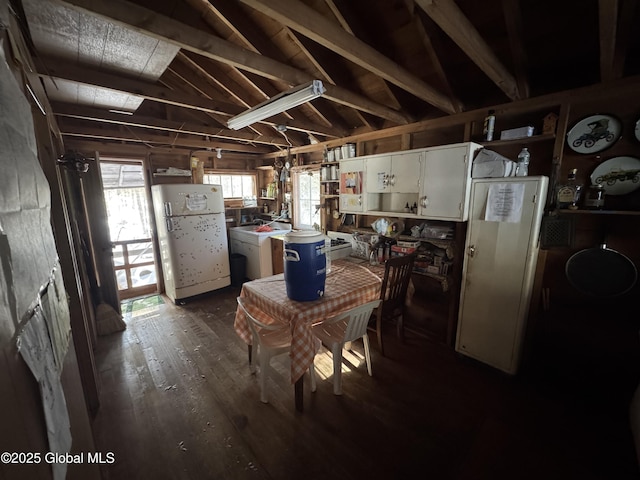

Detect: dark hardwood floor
[91,286,639,480]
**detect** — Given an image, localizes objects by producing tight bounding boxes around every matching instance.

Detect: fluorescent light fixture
[108,109,134,115]
[227,80,326,130]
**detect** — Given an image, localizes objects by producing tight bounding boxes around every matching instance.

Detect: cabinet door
[389,151,422,193]
[364,154,392,193]
[244,242,260,280]
[455,177,548,374]
[230,239,260,280]
[419,144,473,221]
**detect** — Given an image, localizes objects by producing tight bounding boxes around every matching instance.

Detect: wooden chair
[311,299,381,395]
[236,297,316,403]
[372,254,416,356]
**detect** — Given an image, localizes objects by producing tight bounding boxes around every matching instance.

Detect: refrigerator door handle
[164,201,172,217]
[166,217,174,232]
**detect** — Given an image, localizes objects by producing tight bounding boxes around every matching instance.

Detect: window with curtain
[203,173,256,199]
[293,168,321,230]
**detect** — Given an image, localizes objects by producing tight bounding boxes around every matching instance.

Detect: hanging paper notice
[485,183,525,223]
[340,171,362,194]
[185,193,207,211]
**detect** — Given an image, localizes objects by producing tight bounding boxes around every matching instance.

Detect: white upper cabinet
[365,151,422,194]
[418,142,482,221]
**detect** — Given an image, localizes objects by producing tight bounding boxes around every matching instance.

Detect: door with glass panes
[100,161,158,299]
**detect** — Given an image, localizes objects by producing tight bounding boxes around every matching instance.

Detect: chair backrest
[379,254,416,316]
[328,299,381,343]
[237,297,283,341]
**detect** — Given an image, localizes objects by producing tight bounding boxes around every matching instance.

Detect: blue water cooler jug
[283,230,327,301]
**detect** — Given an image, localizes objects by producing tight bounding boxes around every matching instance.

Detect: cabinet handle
[164,201,172,217]
[382,174,389,188]
[420,196,429,207]
[468,245,475,257]
[389,174,396,186]
[166,218,174,232]
[358,196,362,205]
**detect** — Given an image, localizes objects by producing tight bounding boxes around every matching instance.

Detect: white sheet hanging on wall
[17,308,72,480]
[0,38,59,327]
[0,23,72,476]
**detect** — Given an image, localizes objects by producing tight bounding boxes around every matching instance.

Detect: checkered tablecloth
[234,259,385,383]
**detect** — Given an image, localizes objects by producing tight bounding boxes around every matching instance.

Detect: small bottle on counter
[483,109,496,141]
[404,202,410,213]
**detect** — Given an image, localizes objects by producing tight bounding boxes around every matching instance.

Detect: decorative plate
[566,114,622,154]
[590,156,640,195]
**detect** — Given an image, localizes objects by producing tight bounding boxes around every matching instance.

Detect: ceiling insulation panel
[23,0,179,111]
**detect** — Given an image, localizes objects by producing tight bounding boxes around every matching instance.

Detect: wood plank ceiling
[13,0,640,157]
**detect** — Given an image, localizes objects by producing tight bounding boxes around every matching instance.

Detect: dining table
[233,257,387,411]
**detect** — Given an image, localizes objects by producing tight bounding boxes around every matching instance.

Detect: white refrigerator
[455,176,548,374]
[151,184,230,303]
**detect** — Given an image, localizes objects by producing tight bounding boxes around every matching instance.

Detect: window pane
[116,270,128,290]
[204,173,255,199]
[221,176,233,198]
[242,176,254,197]
[112,245,124,266]
[131,265,157,287]
[103,186,152,241]
[231,176,243,197]
[295,170,320,229]
[126,242,154,264]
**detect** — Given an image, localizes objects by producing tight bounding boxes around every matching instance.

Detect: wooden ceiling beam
[611,0,636,79]
[288,32,374,130]
[36,58,244,117]
[191,1,350,137]
[415,0,521,101]
[238,0,457,114]
[180,2,323,137]
[410,12,463,113]
[52,103,294,147]
[501,0,530,99]
[324,0,402,111]
[57,119,272,153]
[599,0,619,82]
[283,28,370,131]
[56,0,409,124]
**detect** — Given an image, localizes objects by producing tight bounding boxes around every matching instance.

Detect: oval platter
[590,156,640,195]
[567,114,622,154]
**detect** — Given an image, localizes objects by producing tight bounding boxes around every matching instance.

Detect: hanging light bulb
[215,148,222,159]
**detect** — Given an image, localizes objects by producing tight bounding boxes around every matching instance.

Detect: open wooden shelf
[479,133,556,147]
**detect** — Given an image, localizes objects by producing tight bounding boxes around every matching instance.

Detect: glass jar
[584,184,605,209]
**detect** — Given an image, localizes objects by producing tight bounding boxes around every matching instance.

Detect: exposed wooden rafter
[57,119,272,153]
[599,0,619,82]
[56,0,410,125]
[415,0,521,101]
[193,0,345,133]
[501,0,530,99]
[410,11,463,113]
[52,103,294,147]
[238,0,457,114]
